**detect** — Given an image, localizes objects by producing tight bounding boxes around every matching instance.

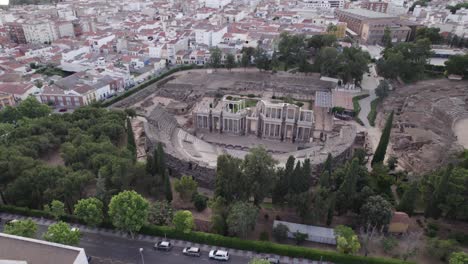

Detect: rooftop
[0,233,88,264]
[337,8,397,19]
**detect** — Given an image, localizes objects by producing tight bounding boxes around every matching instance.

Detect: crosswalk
[0,213,331,264]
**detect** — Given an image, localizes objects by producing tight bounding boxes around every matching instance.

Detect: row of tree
[4,190,194,244]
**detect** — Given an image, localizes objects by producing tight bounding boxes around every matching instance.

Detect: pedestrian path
[0,213,332,264]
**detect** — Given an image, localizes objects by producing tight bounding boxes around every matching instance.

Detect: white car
[70,227,80,232]
[154,241,172,251]
[182,247,201,257]
[209,249,229,261]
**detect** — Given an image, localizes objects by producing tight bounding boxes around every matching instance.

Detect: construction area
[113,69,360,187]
[378,78,468,174]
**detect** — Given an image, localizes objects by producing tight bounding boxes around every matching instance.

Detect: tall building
[361,1,389,13]
[22,20,58,44]
[335,8,410,44]
[6,22,27,44]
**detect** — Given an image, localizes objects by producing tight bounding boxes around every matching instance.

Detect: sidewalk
[0,213,332,264]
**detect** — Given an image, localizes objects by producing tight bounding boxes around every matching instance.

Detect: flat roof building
[335,8,410,45]
[0,233,89,264]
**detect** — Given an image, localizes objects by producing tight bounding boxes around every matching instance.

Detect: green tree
[320,153,333,188]
[17,96,51,119]
[215,154,248,202]
[164,174,173,202]
[241,51,250,70]
[293,231,308,245]
[375,80,390,98]
[397,181,419,215]
[326,192,336,226]
[360,195,392,229]
[173,210,195,233]
[416,27,443,44]
[449,252,468,264]
[108,190,149,237]
[371,111,394,165]
[210,47,222,70]
[272,223,289,242]
[444,54,468,77]
[74,198,104,227]
[174,175,198,202]
[382,27,392,48]
[315,47,339,77]
[4,219,37,238]
[44,200,65,220]
[254,46,270,71]
[427,238,459,262]
[148,200,173,225]
[243,146,277,205]
[126,118,136,160]
[226,53,236,71]
[43,221,80,245]
[273,156,295,204]
[226,201,259,238]
[334,225,361,254]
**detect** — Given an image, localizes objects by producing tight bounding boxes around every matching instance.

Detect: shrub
[192,193,208,212]
[381,237,398,254]
[260,231,269,241]
[426,238,459,262]
[293,231,308,245]
[272,223,289,242]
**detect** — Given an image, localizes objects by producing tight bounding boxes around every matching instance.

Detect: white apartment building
[22,20,58,44]
[57,21,75,38]
[194,25,228,47]
[202,0,232,9]
[303,0,344,9]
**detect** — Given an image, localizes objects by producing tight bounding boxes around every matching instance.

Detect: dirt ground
[454,118,468,148]
[379,79,468,175]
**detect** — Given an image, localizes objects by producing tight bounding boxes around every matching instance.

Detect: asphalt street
[0,220,251,264]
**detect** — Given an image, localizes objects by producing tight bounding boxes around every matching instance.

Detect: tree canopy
[4,219,37,238]
[74,197,104,227]
[108,190,149,237]
[43,221,80,246]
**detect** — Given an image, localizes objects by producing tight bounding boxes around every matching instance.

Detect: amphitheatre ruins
[113,69,361,187]
[378,79,468,174]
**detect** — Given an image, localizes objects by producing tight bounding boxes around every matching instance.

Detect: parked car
[182,247,201,257]
[71,227,80,232]
[154,241,172,251]
[261,257,280,264]
[58,108,67,112]
[209,249,229,261]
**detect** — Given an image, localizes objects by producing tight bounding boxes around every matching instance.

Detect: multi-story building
[6,22,27,44]
[22,20,58,44]
[361,1,389,13]
[40,71,119,109]
[335,8,410,44]
[303,0,344,9]
[193,96,315,143]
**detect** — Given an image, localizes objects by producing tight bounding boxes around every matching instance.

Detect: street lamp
[139,248,144,264]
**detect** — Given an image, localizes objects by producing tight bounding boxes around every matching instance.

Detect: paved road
[0,213,330,264]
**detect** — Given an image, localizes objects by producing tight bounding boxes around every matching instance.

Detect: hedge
[139,225,412,264]
[367,97,381,127]
[352,94,370,126]
[102,64,203,107]
[0,205,412,264]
